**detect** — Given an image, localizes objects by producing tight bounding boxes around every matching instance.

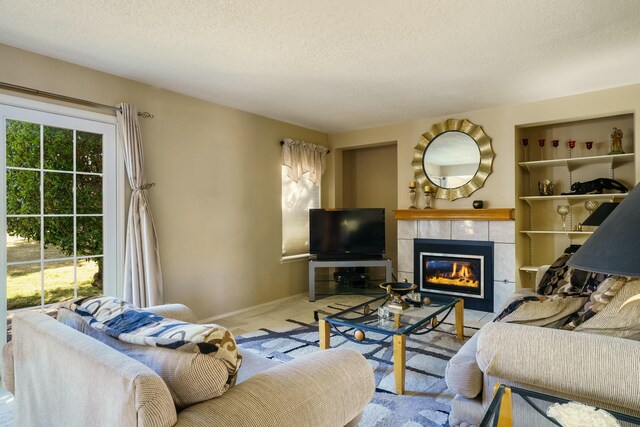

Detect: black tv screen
[309,208,385,259]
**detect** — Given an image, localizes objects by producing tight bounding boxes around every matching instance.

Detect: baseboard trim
[198,292,306,323]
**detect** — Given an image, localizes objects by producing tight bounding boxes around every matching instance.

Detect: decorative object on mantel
[561,178,628,195]
[412,118,494,201]
[609,127,625,155]
[423,184,434,209]
[472,200,483,209]
[568,184,640,311]
[408,181,417,209]
[538,179,554,196]
[556,205,570,230]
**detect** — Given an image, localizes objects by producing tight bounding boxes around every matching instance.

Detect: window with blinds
[281,166,319,260]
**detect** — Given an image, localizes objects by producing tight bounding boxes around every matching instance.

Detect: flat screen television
[309,208,385,260]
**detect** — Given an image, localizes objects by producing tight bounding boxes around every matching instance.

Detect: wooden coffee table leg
[319,319,330,349]
[393,334,406,395]
[455,299,464,341]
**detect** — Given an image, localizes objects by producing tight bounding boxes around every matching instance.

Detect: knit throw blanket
[61,296,241,378]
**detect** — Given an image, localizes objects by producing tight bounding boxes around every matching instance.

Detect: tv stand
[308,258,393,302]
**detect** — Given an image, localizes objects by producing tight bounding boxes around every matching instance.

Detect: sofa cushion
[574,278,640,339]
[58,307,233,409]
[563,276,627,331]
[536,252,608,296]
[445,332,482,398]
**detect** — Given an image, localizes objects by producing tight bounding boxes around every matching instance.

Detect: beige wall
[328,84,640,211]
[0,43,328,319]
[342,144,398,269]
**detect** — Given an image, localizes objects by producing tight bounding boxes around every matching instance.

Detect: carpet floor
[236,302,479,427]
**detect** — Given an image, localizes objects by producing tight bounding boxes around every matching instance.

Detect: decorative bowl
[379,282,417,296]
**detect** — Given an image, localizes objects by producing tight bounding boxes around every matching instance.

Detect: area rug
[235,303,479,427]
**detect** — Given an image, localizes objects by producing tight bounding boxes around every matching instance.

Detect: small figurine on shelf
[538,179,554,196]
[561,178,628,195]
[609,127,625,155]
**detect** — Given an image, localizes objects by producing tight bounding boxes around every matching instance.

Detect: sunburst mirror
[412,118,494,201]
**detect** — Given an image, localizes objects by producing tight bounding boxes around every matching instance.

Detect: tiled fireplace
[397,219,515,313]
[414,239,493,311]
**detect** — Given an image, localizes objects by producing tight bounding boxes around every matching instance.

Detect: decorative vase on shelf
[557,205,570,231]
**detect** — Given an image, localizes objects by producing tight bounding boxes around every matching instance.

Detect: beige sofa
[5,304,375,427]
[444,284,640,426]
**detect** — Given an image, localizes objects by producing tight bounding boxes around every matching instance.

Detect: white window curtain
[281,138,328,259]
[116,103,163,307]
[282,138,328,186]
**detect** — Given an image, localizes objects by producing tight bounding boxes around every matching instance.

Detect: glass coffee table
[319,293,463,395]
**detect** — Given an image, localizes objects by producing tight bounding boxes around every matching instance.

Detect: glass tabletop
[324,292,459,336]
[480,384,640,427]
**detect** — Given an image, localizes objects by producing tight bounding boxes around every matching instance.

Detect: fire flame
[425,261,479,288]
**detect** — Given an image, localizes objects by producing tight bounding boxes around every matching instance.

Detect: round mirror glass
[422,131,480,189]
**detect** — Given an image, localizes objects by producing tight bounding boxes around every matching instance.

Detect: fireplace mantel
[394,208,514,221]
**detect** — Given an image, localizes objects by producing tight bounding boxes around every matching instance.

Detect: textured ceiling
[1,1,640,133]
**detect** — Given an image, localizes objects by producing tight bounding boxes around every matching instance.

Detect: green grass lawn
[7,234,102,310]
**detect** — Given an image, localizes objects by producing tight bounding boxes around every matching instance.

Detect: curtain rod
[0,81,154,118]
[280,140,330,154]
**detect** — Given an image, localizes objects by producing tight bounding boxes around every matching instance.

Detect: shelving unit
[308,258,393,301]
[515,113,636,288]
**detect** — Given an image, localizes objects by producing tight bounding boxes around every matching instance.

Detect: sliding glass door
[1,102,118,343]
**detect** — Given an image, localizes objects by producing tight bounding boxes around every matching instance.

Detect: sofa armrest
[145,303,197,323]
[476,322,640,412]
[175,348,375,427]
[1,341,14,394]
[445,332,482,398]
[13,311,177,427]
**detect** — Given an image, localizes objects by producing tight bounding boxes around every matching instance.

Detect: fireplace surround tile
[418,220,451,239]
[398,239,414,273]
[489,221,515,243]
[451,220,489,241]
[397,220,418,239]
[397,220,515,312]
[494,243,516,283]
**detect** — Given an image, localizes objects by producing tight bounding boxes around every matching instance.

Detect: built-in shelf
[516,113,635,289]
[519,153,634,172]
[519,193,627,206]
[394,208,514,221]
